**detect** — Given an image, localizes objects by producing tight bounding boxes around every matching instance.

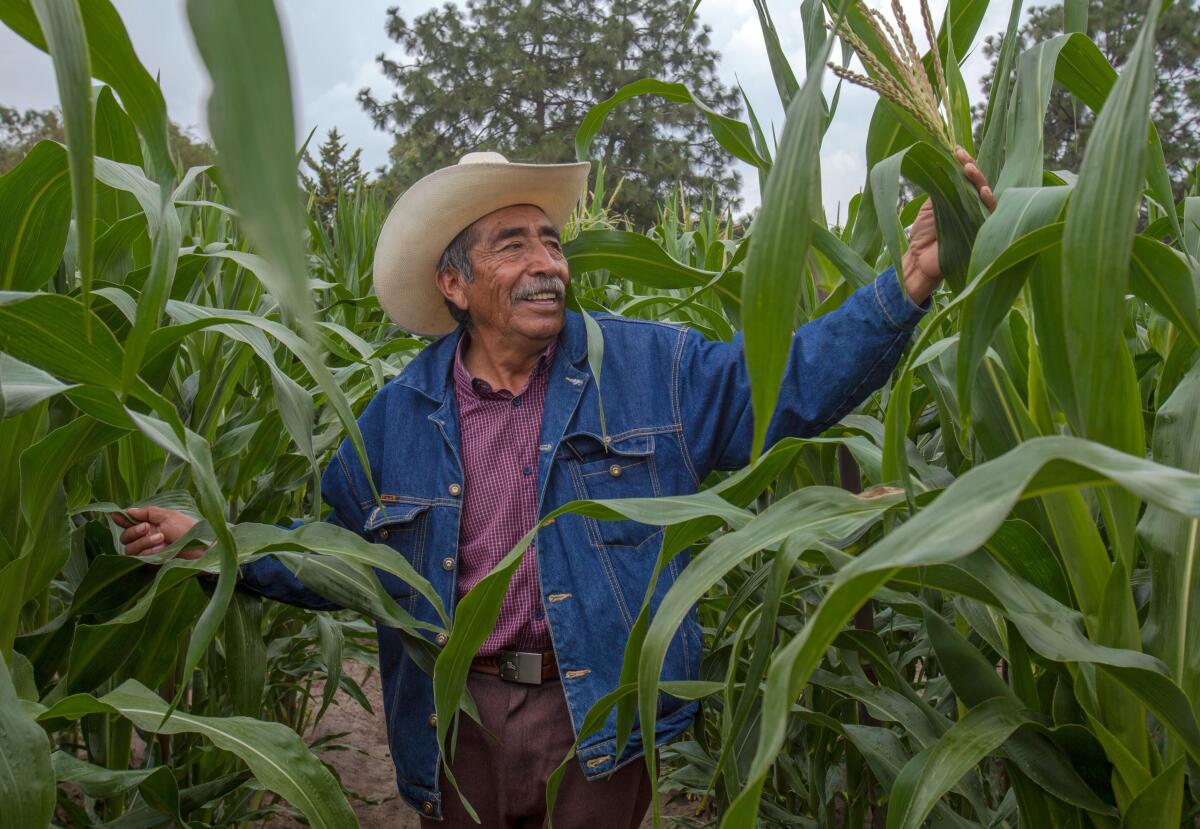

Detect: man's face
[437,204,570,346]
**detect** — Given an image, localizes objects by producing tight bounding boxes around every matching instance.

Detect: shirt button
[378,528,390,540]
[534,609,545,621]
[609,464,622,478]
[422,801,434,815]
[435,633,448,647]
[442,557,455,571]
[513,397,522,408]
[427,713,438,727]
[522,466,532,477]
[448,483,462,496]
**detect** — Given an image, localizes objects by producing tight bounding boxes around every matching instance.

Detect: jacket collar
[396,309,588,401]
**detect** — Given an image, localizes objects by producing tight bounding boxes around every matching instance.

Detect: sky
[0,0,1016,216]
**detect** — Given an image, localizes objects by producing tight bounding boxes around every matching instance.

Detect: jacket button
[435,633,448,646]
[608,464,622,478]
[378,528,390,541]
[448,483,462,496]
[427,712,438,727]
[442,557,455,571]
[422,801,434,815]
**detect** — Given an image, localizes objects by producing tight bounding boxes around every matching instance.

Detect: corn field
[1,0,1199,826]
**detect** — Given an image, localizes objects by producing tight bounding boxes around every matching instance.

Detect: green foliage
[0,103,215,176]
[978,0,1200,198]
[302,127,364,228]
[358,0,742,228]
[0,1,423,825]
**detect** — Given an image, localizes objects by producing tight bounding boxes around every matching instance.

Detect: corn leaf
[976,0,1023,180]
[1128,236,1200,348]
[741,27,837,460]
[38,680,359,829]
[1061,1,1162,440]
[753,0,800,107]
[30,0,94,336]
[1138,359,1200,763]
[0,654,54,829]
[185,0,313,333]
[955,185,1071,427]
[0,354,76,420]
[727,436,1200,826]
[1064,0,1088,33]
[565,230,734,301]
[0,142,71,293]
[888,697,1042,829]
[575,78,769,170]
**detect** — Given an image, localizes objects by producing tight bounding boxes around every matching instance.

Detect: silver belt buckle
[498,650,543,685]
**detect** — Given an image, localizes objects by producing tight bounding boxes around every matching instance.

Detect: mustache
[512,278,565,301]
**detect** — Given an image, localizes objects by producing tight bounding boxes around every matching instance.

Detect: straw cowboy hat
[373,151,591,337]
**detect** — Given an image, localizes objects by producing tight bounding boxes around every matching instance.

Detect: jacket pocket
[558,431,661,549]
[362,500,432,599]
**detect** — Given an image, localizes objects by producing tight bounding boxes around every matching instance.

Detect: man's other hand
[111,506,204,559]
[901,146,997,305]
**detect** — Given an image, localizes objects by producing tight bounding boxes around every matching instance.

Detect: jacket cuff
[871,266,929,331]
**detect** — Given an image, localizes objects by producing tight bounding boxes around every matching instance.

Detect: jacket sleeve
[676,267,927,477]
[237,436,372,611]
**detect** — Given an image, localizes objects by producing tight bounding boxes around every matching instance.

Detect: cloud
[304,56,395,171]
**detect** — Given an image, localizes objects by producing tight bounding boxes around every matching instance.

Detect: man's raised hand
[901,146,997,305]
[111,506,204,560]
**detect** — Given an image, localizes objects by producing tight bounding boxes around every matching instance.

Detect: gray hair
[438,223,477,327]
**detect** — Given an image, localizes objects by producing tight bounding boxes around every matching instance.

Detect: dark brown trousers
[421,671,652,828]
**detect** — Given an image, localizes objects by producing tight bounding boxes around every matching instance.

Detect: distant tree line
[0,104,215,175]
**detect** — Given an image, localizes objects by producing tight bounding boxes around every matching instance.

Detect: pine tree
[302,127,364,226]
[357,0,741,228]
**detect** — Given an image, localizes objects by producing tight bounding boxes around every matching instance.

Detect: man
[115,150,994,826]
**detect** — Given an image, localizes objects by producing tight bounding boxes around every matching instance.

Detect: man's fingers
[963,162,990,193]
[125,531,165,556]
[954,147,996,212]
[126,506,150,522]
[981,186,996,212]
[119,523,151,545]
[111,512,134,528]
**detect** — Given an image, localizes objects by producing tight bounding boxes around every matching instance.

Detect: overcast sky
[0,0,1015,216]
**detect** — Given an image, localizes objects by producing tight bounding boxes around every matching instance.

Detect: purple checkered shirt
[452,332,556,657]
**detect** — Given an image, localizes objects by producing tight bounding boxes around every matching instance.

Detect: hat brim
[373,160,591,337]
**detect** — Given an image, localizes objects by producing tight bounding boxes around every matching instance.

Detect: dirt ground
[265,662,701,828]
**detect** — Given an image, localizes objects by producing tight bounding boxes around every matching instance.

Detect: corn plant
[0,0,438,826]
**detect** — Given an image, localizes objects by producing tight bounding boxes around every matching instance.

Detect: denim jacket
[239,267,926,818]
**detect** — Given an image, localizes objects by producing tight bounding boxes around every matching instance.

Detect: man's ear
[435,268,469,313]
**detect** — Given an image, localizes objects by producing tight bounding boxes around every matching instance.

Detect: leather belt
[471,649,558,684]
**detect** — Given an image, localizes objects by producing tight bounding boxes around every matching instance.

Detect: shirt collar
[452,331,557,399]
[396,311,586,403]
